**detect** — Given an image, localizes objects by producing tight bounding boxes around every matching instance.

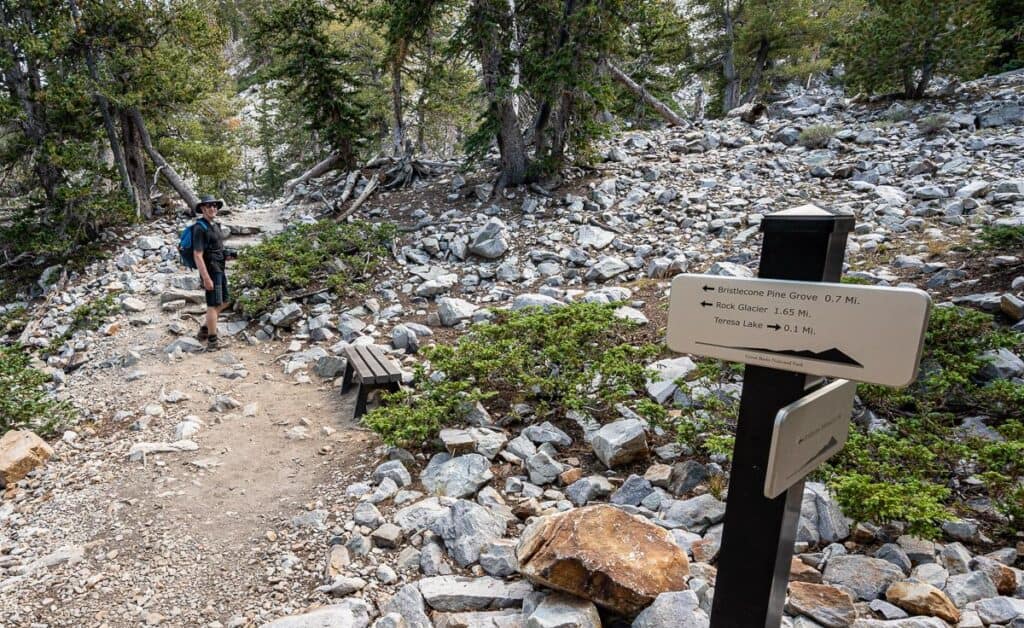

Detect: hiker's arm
[194,251,213,290]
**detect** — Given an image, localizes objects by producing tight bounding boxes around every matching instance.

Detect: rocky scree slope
[1,72,1024,627]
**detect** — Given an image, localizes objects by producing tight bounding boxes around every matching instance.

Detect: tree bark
[472,0,528,188]
[741,38,770,105]
[283,152,344,196]
[120,108,152,218]
[390,40,407,156]
[128,108,198,210]
[605,60,687,126]
[0,32,63,207]
[721,3,740,113]
[67,0,133,204]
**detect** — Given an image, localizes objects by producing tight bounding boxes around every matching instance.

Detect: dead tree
[129,108,198,210]
[604,60,688,127]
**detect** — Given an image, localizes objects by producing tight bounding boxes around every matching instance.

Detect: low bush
[798,124,836,148]
[48,292,121,353]
[825,305,1024,537]
[917,114,950,136]
[664,360,741,460]
[363,302,660,446]
[0,305,28,339]
[1,345,73,436]
[232,220,396,317]
[979,225,1024,251]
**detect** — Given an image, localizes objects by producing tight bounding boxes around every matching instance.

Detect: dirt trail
[1,203,381,628]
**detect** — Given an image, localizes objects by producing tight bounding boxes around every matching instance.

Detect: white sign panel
[764,379,857,498]
[667,274,931,387]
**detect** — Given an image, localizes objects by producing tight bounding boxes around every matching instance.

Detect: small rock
[526,593,601,628]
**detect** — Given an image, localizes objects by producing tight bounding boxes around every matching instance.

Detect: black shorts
[205,272,229,307]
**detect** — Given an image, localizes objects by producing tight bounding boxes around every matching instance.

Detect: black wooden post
[709,207,854,628]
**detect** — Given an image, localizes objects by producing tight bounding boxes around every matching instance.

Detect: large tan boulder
[0,430,54,488]
[885,581,961,624]
[516,504,689,616]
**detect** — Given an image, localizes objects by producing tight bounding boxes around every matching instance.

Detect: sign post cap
[761,204,855,235]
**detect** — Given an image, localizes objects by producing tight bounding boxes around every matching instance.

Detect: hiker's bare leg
[206,306,219,337]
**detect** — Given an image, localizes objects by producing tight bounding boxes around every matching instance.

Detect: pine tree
[841,0,1002,99]
[251,0,370,168]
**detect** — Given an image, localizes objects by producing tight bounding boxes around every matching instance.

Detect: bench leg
[387,381,400,393]
[354,385,370,419]
[341,361,354,394]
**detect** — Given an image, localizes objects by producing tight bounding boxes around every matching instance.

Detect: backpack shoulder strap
[194,219,210,231]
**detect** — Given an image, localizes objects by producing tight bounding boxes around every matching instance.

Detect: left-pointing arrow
[701,301,713,308]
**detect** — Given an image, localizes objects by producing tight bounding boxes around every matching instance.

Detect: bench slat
[346,345,400,384]
[366,346,401,382]
[361,347,390,381]
[346,347,382,384]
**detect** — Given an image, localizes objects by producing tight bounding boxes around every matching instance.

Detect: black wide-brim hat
[194,194,224,213]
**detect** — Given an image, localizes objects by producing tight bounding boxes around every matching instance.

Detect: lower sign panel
[764,379,857,498]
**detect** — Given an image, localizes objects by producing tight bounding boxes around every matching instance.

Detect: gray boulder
[646,357,698,403]
[469,218,510,259]
[421,454,494,498]
[526,593,601,628]
[511,294,565,311]
[565,475,614,507]
[522,422,573,449]
[479,540,519,578]
[591,419,648,468]
[823,555,904,601]
[394,497,452,534]
[382,584,432,628]
[270,303,303,327]
[418,576,533,612]
[526,451,564,485]
[633,591,708,628]
[662,494,726,532]
[438,298,479,327]
[261,605,358,628]
[373,460,413,487]
[431,499,507,567]
[978,348,1024,380]
[585,256,629,282]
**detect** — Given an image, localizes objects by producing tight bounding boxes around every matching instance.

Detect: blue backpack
[178,219,209,269]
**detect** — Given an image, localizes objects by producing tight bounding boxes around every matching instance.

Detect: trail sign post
[663,205,931,628]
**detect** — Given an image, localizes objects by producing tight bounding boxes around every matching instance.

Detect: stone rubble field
[2,71,1024,627]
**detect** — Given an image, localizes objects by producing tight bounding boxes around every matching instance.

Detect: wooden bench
[342,345,402,419]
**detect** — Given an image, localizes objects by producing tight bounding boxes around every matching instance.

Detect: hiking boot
[206,336,222,352]
[197,325,209,341]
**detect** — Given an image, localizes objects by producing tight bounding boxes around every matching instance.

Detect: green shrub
[826,306,1024,537]
[798,124,836,148]
[829,473,951,537]
[859,305,1022,416]
[363,302,660,446]
[979,225,1024,251]
[917,114,950,136]
[233,220,396,317]
[662,359,741,459]
[1,345,73,436]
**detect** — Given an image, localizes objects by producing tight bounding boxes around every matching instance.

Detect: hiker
[192,195,232,351]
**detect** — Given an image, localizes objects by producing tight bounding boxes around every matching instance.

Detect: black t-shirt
[192,219,226,274]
